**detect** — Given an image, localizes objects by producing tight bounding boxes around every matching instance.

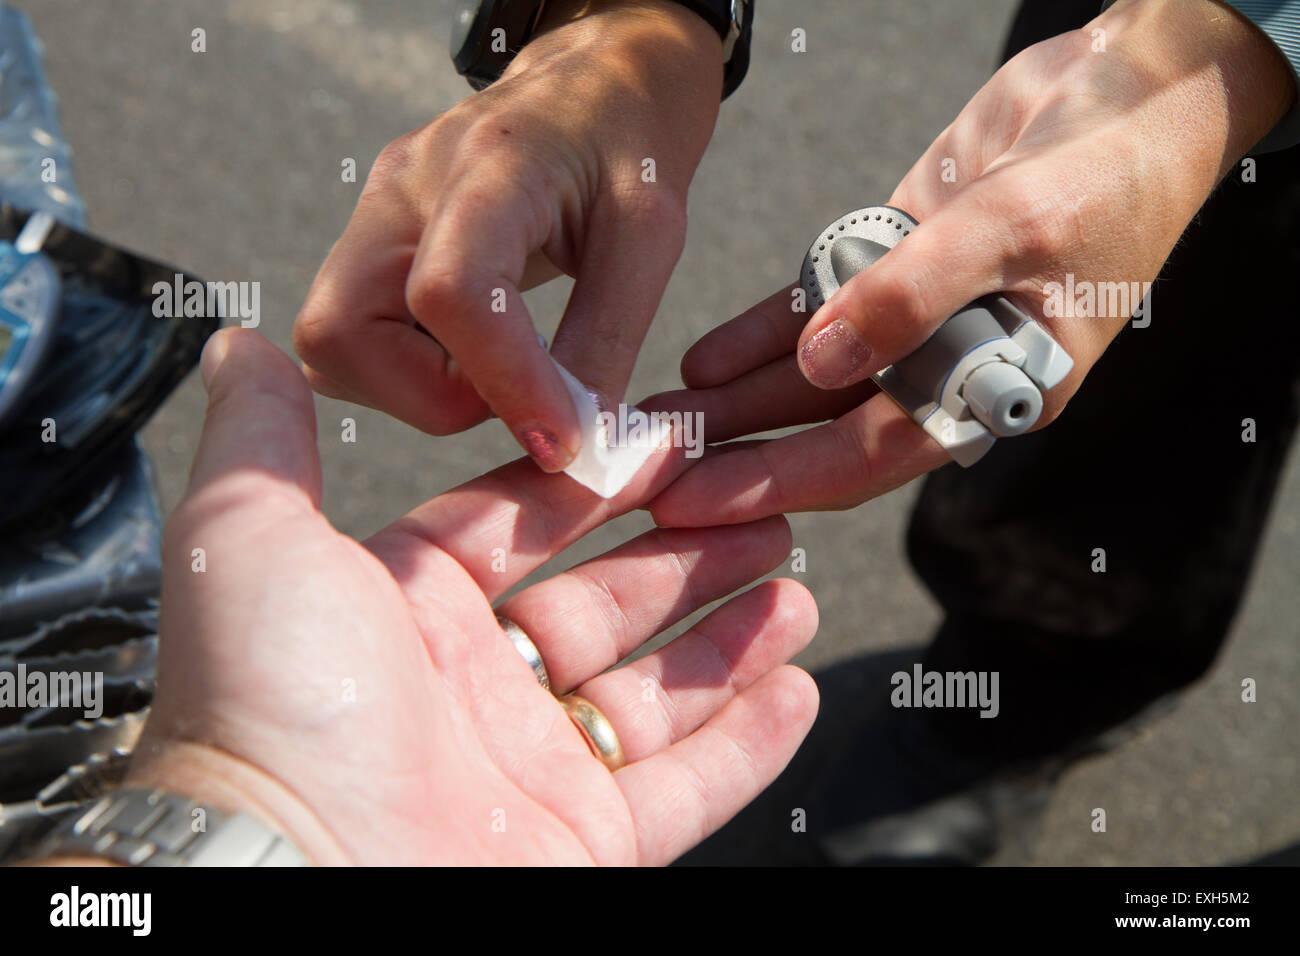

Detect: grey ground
[23,0,1298,864]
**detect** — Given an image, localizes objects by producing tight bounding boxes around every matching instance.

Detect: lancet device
[800,205,1073,466]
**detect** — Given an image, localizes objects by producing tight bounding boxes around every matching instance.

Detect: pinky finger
[615,665,818,866]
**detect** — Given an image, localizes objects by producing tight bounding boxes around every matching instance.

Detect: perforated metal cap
[800,206,918,311]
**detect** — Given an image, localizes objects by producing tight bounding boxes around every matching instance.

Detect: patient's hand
[124,328,819,866]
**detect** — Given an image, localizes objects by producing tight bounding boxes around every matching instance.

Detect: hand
[119,328,817,866]
[646,0,1294,525]
[293,0,722,473]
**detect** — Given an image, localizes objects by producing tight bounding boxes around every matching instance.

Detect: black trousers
[908,0,1300,758]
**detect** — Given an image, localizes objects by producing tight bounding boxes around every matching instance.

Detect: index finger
[407,173,582,471]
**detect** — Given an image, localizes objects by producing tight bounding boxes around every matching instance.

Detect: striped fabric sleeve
[1102,0,1300,152]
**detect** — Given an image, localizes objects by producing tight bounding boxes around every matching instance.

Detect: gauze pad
[548,356,672,498]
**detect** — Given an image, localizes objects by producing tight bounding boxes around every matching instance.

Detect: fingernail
[516,423,575,472]
[799,319,872,389]
[199,331,230,393]
[584,388,611,414]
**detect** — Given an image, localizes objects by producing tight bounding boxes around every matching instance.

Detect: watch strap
[451,0,551,91]
[668,0,753,98]
[451,0,753,99]
[33,788,310,867]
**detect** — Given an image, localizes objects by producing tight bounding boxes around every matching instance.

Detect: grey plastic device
[800,206,1073,466]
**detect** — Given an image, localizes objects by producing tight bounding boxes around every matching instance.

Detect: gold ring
[495,614,550,690]
[558,694,625,771]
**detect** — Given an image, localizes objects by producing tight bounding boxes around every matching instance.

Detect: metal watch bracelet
[33,788,310,867]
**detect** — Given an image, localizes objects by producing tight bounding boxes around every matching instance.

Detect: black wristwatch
[450,0,753,98]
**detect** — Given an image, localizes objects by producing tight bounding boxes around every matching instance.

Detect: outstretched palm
[129,329,818,865]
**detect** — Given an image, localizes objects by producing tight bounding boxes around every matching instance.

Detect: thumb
[187,327,324,510]
[795,194,1017,390]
